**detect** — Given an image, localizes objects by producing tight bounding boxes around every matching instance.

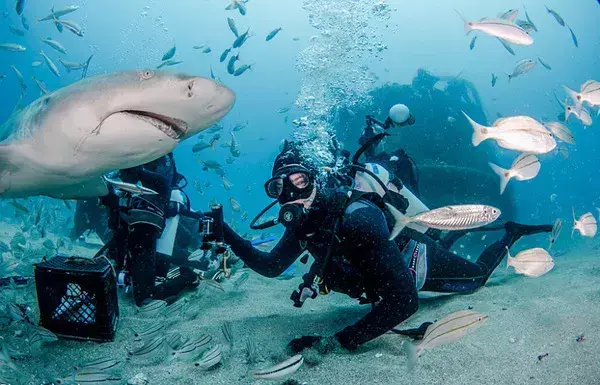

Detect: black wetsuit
[105,154,197,305]
[224,198,547,350]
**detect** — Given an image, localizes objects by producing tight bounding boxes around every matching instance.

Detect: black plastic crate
[34,255,119,342]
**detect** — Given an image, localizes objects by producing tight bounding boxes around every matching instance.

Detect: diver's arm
[223,224,304,278]
[334,204,419,350]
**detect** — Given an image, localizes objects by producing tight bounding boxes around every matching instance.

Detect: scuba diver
[221,104,553,353]
[96,153,201,306]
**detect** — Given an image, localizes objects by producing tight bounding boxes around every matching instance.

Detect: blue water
[1,1,600,383]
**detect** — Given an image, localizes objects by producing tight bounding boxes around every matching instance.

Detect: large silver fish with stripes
[407,310,488,368]
[387,204,501,240]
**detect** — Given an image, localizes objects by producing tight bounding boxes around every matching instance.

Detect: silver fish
[232,121,248,131]
[491,73,498,87]
[32,76,50,95]
[40,50,61,77]
[21,15,29,30]
[545,6,565,27]
[0,343,17,371]
[545,121,574,144]
[227,17,239,37]
[233,64,252,76]
[498,9,518,22]
[10,64,27,90]
[162,43,176,61]
[37,5,80,22]
[233,271,249,290]
[455,10,533,45]
[489,154,540,194]
[104,177,158,195]
[221,321,233,346]
[506,247,554,278]
[165,298,188,318]
[28,326,58,350]
[387,203,501,240]
[15,0,25,15]
[136,299,167,317]
[408,310,488,367]
[469,35,477,50]
[538,56,552,70]
[523,6,538,32]
[156,59,183,69]
[56,19,84,37]
[220,47,231,63]
[266,27,282,41]
[568,26,578,48]
[0,43,26,52]
[200,278,225,293]
[572,209,597,238]
[128,336,166,359]
[133,321,165,342]
[507,59,536,82]
[167,332,188,350]
[571,80,600,108]
[62,370,122,385]
[250,354,304,381]
[76,357,124,373]
[549,218,562,250]
[41,37,67,54]
[169,334,212,362]
[194,344,222,370]
[464,113,556,154]
[58,55,93,72]
[227,53,240,74]
[9,25,25,36]
[515,19,535,33]
[233,29,250,48]
[565,103,593,126]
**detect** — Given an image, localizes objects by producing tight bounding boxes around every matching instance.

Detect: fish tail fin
[505,247,512,271]
[453,9,472,34]
[82,54,93,79]
[385,203,410,241]
[404,341,419,372]
[488,162,510,194]
[562,85,582,114]
[462,111,488,146]
[571,207,577,238]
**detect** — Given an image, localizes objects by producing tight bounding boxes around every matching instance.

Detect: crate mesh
[52,283,97,325]
[35,255,119,341]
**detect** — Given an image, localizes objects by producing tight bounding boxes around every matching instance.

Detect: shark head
[85,70,236,141]
[0,70,235,198]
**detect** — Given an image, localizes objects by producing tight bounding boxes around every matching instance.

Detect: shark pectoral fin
[44,177,109,199]
[0,145,18,193]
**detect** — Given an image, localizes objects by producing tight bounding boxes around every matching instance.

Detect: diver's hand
[288,335,322,353]
[288,335,344,354]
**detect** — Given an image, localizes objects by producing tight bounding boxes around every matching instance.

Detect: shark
[0,69,235,199]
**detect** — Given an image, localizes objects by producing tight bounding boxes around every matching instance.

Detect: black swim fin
[390,321,433,340]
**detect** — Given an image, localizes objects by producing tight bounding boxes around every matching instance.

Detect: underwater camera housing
[199,203,227,254]
[34,255,119,342]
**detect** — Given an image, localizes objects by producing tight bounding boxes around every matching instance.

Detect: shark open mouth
[123,110,188,139]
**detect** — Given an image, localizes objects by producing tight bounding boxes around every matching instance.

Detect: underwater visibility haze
[1,0,600,384]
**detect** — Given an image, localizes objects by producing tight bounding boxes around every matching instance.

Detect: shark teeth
[123,110,188,139]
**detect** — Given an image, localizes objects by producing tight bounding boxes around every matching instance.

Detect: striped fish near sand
[406,310,488,369]
[249,354,304,381]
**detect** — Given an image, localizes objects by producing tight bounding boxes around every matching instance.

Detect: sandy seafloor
[2,223,600,385]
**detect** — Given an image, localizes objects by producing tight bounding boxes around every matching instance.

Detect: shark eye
[141,70,154,80]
